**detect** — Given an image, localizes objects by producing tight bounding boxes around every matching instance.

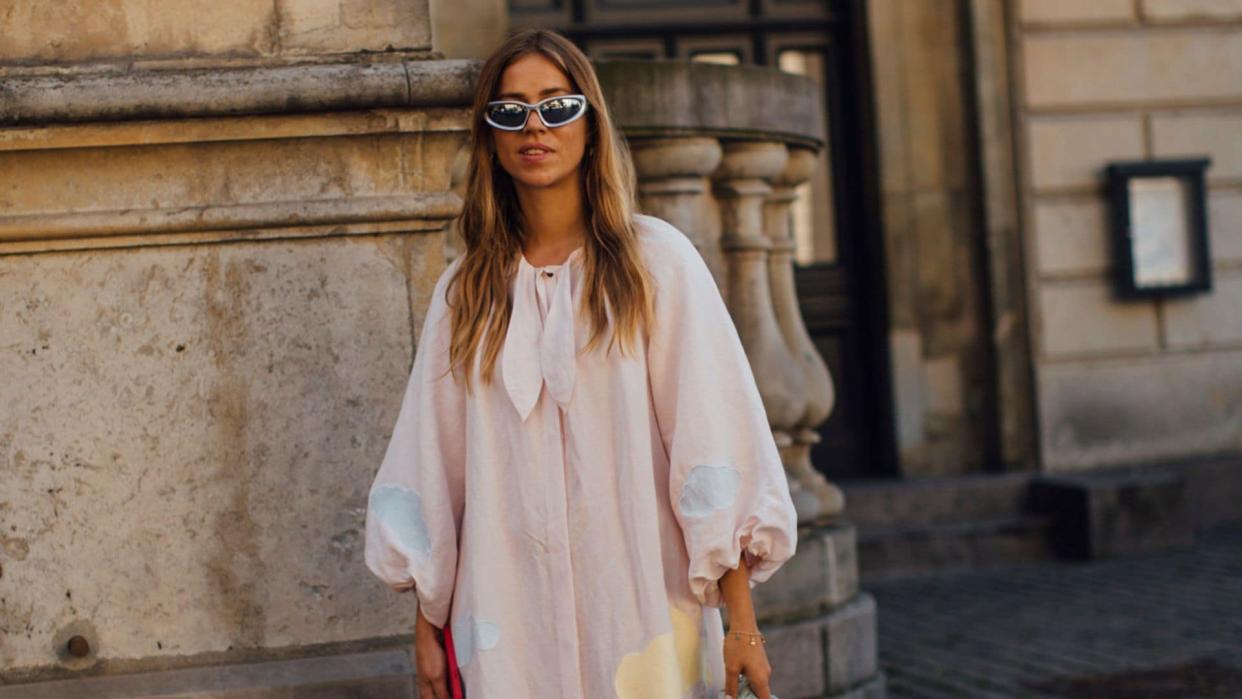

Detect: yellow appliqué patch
[614,605,702,698]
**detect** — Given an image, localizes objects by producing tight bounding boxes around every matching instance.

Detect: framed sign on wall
[1105,158,1213,299]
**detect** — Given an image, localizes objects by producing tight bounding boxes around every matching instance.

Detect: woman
[364,27,798,699]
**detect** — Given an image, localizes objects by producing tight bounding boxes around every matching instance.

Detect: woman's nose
[523,110,546,132]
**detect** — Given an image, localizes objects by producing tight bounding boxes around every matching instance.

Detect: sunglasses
[484,94,590,131]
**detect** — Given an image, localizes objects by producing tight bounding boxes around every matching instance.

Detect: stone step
[836,472,1036,530]
[1030,465,1198,560]
[855,513,1057,583]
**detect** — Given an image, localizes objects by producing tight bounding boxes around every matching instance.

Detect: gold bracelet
[726,630,766,646]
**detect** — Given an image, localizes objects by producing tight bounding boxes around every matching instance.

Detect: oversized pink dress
[364,212,799,698]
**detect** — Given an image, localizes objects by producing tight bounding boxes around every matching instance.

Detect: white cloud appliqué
[368,484,432,557]
[452,615,501,668]
[677,464,741,518]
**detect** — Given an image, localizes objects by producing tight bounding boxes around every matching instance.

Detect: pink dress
[364,213,799,698]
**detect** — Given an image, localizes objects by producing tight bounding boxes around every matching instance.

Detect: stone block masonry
[1014,0,1242,470]
[0,15,474,678]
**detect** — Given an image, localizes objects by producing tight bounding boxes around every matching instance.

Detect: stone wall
[867,0,997,475]
[0,0,431,67]
[0,231,448,673]
[429,0,508,59]
[1013,0,1242,469]
[0,1,474,682]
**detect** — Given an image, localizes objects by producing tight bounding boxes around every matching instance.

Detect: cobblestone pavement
[867,521,1242,699]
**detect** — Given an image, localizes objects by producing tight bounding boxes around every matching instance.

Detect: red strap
[444,619,465,699]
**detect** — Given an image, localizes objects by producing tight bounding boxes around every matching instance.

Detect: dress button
[544,271,554,277]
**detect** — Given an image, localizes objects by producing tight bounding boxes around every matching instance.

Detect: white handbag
[737,673,779,699]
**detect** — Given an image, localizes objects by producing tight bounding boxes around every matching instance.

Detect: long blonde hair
[444,28,653,392]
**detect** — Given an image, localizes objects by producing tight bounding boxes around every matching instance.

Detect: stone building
[1,0,1240,697]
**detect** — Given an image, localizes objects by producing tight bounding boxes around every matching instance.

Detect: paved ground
[867,520,1242,699]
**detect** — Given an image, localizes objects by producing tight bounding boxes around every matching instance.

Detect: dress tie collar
[502,246,585,422]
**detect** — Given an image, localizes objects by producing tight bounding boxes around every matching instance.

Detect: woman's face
[490,53,589,191]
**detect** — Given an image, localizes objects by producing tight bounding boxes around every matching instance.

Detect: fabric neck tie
[502,246,584,422]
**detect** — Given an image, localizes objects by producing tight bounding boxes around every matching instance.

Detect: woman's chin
[512,169,574,190]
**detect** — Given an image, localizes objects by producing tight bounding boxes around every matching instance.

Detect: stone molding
[0,57,477,254]
[595,59,827,149]
[0,192,461,253]
[0,57,480,126]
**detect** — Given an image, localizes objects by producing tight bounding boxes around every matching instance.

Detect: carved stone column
[765,145,845,520]
[630,137,726,284]
[713,140,807,446]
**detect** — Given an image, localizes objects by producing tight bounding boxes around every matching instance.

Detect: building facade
[2,0,1241,696]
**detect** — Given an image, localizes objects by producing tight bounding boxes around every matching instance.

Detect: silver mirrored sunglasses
[484,94,590,131]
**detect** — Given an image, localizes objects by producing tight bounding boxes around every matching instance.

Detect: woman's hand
[723,627,773,698]
[412,606,452,699]
[719,548,774,698]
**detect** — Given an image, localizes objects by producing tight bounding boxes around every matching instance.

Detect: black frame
[1106,158,1213,299]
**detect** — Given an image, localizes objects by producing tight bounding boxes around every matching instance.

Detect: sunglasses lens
[539,96,585,126]
[486,103,528,129]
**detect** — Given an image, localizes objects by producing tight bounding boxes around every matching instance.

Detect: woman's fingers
[749,671,773,699]
[747,657,774,698]
[725,636,778,698]
[412,631,450,699]
[415,663,451,699]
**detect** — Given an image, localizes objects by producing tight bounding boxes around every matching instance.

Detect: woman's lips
[519,148,551,163]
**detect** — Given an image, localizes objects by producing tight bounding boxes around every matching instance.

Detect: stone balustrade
[597,59,845,525]
[597,60,885,698]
